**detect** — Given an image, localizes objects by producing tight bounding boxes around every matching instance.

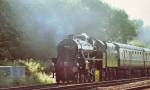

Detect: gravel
[97,80,150,90]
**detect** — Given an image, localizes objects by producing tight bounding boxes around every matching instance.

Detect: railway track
[0,84,58,90]
[0,77,150,90]
[126,84,150,90]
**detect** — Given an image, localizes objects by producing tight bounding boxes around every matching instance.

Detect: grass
[0,58,54,87]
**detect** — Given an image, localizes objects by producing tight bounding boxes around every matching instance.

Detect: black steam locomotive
[53,33,150,83]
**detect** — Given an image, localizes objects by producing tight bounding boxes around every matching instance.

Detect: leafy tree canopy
[0,0,142,60]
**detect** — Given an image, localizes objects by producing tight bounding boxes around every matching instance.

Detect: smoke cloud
[7,0,110,41]
[5,0,117,58]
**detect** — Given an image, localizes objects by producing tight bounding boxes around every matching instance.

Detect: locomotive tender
[54,33,150,83]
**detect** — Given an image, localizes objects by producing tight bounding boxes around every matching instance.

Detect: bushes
[20,59,44,73]
[19,59,54,84]
[0,58,54,87]
[35,72,53,84]
[20,59,53,84]
[0,72,9,87]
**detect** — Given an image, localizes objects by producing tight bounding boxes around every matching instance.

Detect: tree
[0,0,21,59]
[0,0,141,60]
[128,40,145,47]
[106,9,137,43]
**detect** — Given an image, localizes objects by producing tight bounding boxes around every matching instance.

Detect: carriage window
[124,51,125,58]
[124,50,126,53]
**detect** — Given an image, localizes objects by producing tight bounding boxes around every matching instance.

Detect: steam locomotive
[53,33,150,83]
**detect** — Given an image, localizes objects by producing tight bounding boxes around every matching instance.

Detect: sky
[103,0,150,26]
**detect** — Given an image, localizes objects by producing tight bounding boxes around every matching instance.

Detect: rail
[126,84,150,90]
[0,77,150,90]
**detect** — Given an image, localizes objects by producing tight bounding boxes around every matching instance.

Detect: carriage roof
[143,48,150,52]
[115,43,143,51]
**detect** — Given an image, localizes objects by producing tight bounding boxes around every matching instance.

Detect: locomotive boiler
[54,33,150,83]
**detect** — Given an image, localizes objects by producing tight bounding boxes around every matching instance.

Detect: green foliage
[0,0,21,60]
[0,72,11,87]
[128,39,150,48]
[128,40,145,47]
[20,59,44,73]
[0,72,9,80]
[0,0,143,60]
[35,72,53,84]
[0,59,21,66]
[0,59,53,87]
[19,59,53,84]
[146,45,150,48]
[106,9,137,43]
